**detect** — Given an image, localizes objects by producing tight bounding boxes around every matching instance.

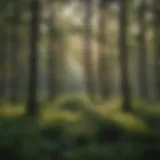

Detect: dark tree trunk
[153,0,160,99]
[119,0,131,112]
[47,1,66,102]
[0,27,6,102]
[10,1,21,104]
[138,0,148,99]
[48,23,58,101]
[98,0,111,100]
[84,0,96,100]
[26,0,40,116]
[47,2,60,101]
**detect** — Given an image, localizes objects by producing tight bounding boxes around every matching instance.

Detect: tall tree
[0,25,7,102]
[137,0,148,99]
[10,1,21,104]
[84,0,96,100]
[98,0,111,100]
[0,3,13,103]
[26,0,41,116]
[48,3,59,101]
[153,0,160,99]
[119,0,131,112]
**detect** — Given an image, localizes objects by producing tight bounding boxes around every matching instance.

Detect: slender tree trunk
[119,0,131,112]
[138,0,148,99]
[10,1,21,104]
[153,0,160,99]
[4,18,11,102]
[48,22,58,101]
[56,36,66,94]
[47,2,60,101]
[26,0,40,116]
[98,0,111,100]
[47,1,66,101]
[0,27,6,102]
[84,0,96,100]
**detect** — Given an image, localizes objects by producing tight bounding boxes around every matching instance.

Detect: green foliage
[57,95,93,112]
[0,97,160,159]
[0,115,158,160]
[0,117,48,160]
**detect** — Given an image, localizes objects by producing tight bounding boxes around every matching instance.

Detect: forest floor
[0,95,159,159]
[0,95,159,133]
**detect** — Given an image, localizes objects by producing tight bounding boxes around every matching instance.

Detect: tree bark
[48,22,58,101]
[84,0,96,100]
[98,0,111,100]
[119,0,131,112]
[138,0,148,99]
[26,0,40,116]
[153,0,160,99]
[0,26,6,103]
[10,1,21,104]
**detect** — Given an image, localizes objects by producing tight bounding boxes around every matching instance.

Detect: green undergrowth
[0,95,159,159]
[0,95,159,133]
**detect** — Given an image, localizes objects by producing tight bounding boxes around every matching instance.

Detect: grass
[0,95,159,135]
[0,95,159,160]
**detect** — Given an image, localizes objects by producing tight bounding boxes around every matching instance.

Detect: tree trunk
[153,0,160,99]
[26,0,40,116]
[84,0,96,100]
[10,1,21,104]
[47,2,60,101]
[98,0,111,100]
[138,0,148,99]
[119,0,131,112]
[48,23,58,101]
[0,26,6,103]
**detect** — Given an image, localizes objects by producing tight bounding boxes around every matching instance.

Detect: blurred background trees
[0,0,160,159]
[0,0,159,112]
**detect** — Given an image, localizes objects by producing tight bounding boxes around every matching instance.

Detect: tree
[47,2,59,101]
[84,0,96,100]
[47,0,67,101]
[26,0,41,116]
[98,0,111,100]
[153,0,160,99]
[0,25,7,103]
[0,2,13,103]
[10,1,21,104]
[137,0,148,99]
[119,0,132,112]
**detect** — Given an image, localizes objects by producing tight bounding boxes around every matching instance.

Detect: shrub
[0,117,48,160]
[58,96,92,113]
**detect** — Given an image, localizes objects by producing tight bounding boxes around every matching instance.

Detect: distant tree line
[0,0,159,116]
